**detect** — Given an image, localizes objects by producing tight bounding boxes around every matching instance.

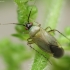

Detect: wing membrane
[32,28,58,53]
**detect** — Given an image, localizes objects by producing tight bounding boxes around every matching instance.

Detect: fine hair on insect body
[0,0,70,64]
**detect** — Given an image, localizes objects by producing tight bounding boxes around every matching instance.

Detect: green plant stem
[44,0,63,29]
[31,45,50,70]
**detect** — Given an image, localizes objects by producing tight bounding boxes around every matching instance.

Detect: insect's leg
[36,21,41,27]
[48,29,70,41]
[47,29,55,35]
[45,27,52,31]
[27,38,34,44]
[27,43,52,65]
[45,27,55,35]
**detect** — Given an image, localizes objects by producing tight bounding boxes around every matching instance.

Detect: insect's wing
[41,28,59,46]
[32,28,58,53]
[41,28,64,58]
[32,27,64,58]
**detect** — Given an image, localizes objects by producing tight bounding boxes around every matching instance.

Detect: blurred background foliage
[50,27,70,70]
[0,38,32,70]
[0,0,70,70]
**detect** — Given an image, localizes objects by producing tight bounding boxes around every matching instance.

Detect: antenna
[0,0,37,26]
[0,23,25,26]
[28,0,36,23]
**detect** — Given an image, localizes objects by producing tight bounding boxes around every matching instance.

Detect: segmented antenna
[0,0,36,25]
[0,23,25,26]
[28,0,36,23]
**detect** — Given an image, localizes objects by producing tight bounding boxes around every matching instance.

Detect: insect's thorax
[29,26,40,37]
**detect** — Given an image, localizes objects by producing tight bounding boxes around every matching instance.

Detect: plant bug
[0,0,70,61]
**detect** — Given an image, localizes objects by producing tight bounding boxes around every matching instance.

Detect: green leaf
[31,45,51,70]
[14,0,37,41]
[0,38,32,70]
[12,33,29,40]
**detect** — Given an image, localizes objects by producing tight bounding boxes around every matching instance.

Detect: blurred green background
[0,0,70,70]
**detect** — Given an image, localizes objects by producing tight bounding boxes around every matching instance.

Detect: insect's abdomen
[50,45,64,58]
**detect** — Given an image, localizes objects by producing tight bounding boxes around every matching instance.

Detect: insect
[0,0,70,60]
[15,1,70,58]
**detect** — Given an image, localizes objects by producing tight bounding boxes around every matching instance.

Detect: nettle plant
[13,0,70,70]
[0,0,70,70]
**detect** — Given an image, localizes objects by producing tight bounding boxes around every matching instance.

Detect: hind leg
[45,27,55,35]
[45,27,52,31]
[48,29,70,41]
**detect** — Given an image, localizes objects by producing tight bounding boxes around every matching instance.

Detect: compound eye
[25,23,33,30]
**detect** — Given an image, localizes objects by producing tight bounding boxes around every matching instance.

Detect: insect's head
[0,0,36,31]
[24,22,33,30]
[23,1,35,30]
